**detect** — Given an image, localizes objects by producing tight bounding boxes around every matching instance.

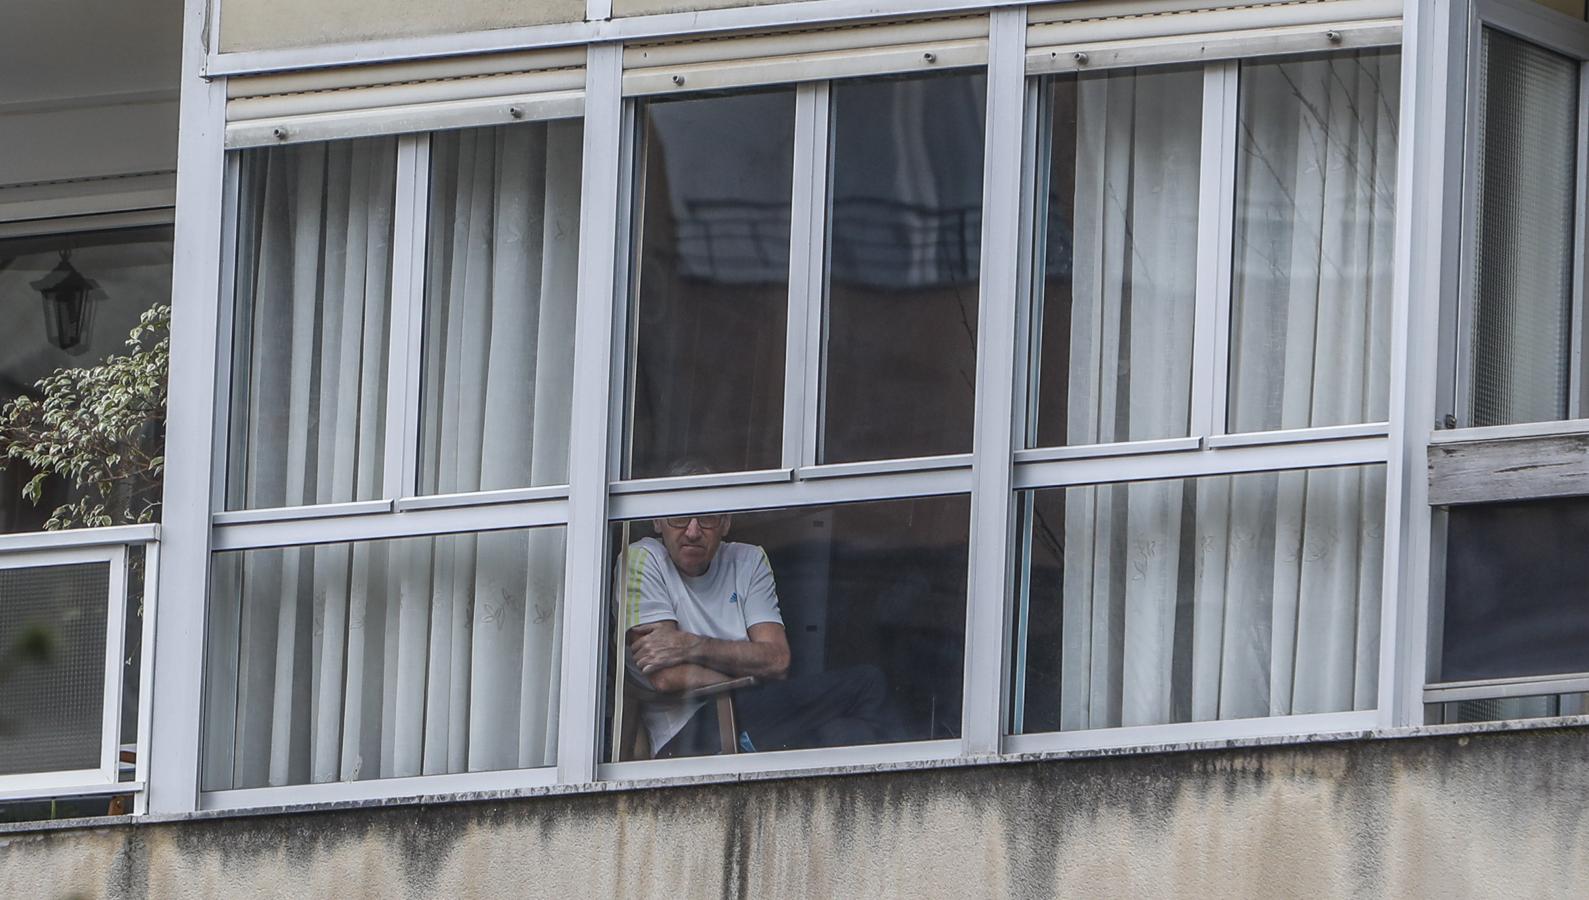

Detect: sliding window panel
[603,495,969,761]
[202,526,566,790]
[1227,50,1400,434]
[1465,30,1580,428]
[1027,67,1202,450]
[624,90,796,480]
[820,72,987,464]
[1010,465,1385,734]
[420,121,584,496]
[225,138,398,511]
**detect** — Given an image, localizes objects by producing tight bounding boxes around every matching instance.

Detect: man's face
[654,514,730,577]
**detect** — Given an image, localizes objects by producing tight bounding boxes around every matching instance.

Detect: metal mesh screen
[0,563,111,776]
[1469,28,1580,427]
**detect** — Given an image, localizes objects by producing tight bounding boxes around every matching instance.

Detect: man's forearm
[689,636,787,680]
[647,663,732,693]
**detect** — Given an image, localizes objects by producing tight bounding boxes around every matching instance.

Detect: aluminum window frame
[151,0,1435,818]
[0,528,160,804]
[1004,44,1407,754]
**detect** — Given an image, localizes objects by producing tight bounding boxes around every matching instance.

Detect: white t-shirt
[618,537,783,754]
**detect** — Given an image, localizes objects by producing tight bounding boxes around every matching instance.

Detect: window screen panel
[1467,29,1580,428]
[0,562,111,777]
[1442,497,1589,683]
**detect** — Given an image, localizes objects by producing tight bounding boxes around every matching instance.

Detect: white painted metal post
[146,0,229,815]
[556,42,625,785]
[961,6,1027,756]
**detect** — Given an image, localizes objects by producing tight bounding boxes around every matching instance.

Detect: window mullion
[786,81,830,471]
[382,134,429,502]
[557,42,625,786]
[961,5,1027,757]
[1192,60,1239,442]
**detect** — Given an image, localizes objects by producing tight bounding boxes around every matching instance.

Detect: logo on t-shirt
[729,591,740,605]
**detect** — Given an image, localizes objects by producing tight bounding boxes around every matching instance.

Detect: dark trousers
[657,665,902,758]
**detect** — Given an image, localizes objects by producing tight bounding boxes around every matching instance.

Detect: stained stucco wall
[217,0,587,53]
[3,726,1588,899]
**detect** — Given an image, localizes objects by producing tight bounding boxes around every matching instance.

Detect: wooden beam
[1429,432,1589,505]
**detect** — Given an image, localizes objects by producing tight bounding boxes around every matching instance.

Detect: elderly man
[621,512,899,758]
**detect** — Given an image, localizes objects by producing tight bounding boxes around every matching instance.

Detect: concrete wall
[217,0,586,53]
[3,725,1588,899]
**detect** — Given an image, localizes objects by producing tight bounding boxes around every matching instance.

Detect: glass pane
[604,495,969,761]
[1228,50,1400,433]
[1028,67,1202,449]
[420,121,583,494]
[821,72,986,464]
[226,138,398,510]
[0,562,111,776]
[0,226,172,533]
[1441,497,1589,683]
[625,90,795,479]
[202,526,566,789]
[1434,693,1589,724]
[1010,465,1385,734]
[1467,30,1580,427]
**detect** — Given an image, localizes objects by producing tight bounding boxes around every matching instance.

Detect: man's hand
[629,621,704,674]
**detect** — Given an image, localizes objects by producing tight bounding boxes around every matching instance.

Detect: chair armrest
[677,676,757,700]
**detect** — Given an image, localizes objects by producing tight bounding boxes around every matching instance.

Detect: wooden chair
[617,675,757,761]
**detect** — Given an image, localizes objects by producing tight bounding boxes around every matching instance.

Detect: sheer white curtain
[1052,52,1397,731]
[206,122,581,790]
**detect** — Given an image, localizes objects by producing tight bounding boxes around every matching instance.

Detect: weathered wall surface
[4,726,1588,899]
[217,0,586,53]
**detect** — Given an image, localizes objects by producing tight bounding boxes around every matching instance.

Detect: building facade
[3,0,1589,894]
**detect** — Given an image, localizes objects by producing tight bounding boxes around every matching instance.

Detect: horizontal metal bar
[204,0,1012,77]
[1204,421,1392,449]
[395,484,571,512]
[211,499,395,527]
[0,771,127,802]
[1027,21,1401,74]
[1013,436,1201,464]
[608,466,971,520]
[0,207,176,240]
[599,738,961,781]
[1428,417,1589,445]
[225,92,585,149]
[200,767,558,812]
[0,523,159,553]
[621,39,987,97]
[609,467,795,496]
[797,453,972,481]
[1012,435,1389,490]
[1428,432,1589,506]
[1003,710,1377,755]
[1424,673,1589,704]
[622,16,987,69]
[211,499,570,551]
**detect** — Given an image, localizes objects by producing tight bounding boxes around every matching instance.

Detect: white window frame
[1004,44,1405,755]
[144,0,1433,818]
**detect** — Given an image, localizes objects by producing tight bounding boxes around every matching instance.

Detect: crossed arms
[628,621,790,693]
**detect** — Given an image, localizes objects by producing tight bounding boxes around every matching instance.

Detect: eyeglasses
[663,515,726,531]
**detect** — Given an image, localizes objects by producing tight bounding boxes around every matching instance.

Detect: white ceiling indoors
[0,0,181,108]
[0,0,182,189]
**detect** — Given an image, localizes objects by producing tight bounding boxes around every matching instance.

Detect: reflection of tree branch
[955,283,976,393]
[1032,506,1064,561]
